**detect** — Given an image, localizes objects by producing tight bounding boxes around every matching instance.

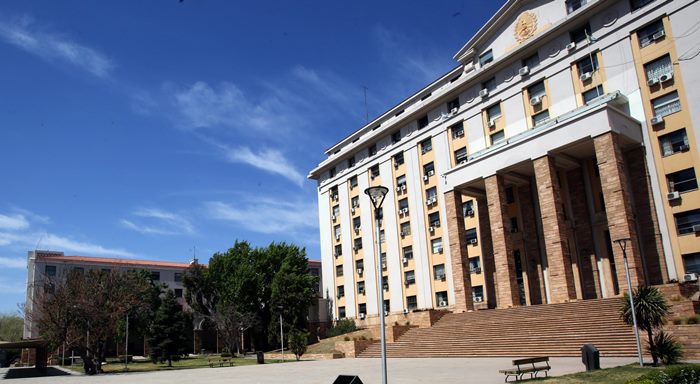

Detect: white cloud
[222,146,305,188]
[204,198,318,235]
[0,231,135,258]
[0,15,114,78]
[0,257,25,269]
[9,206,50,225]
[121,208,195,236]
[0,214,29,231]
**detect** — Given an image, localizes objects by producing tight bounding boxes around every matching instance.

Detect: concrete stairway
[358,298,639,358]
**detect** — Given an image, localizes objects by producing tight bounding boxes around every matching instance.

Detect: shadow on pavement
[3,367,72,379]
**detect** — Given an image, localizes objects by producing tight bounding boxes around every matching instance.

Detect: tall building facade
[309,0,700,320]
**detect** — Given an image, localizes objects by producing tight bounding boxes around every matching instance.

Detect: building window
[347,156,356,168]
[423,162,435,177]
[522,52,540,69]
[417,115,429,129]
[400,222,411,237]
[472,286,484,302]
[487,103,502,121]
[370,164,380,178]
[431,238,443,254]
[351,196,359,208]
[403,246,413,260]
[637,19,664,47]
[454,147,468,164]
[436,291,448,306]
[429,212,440,228]
[675,209,700,235]
[335,244,343,257]
[174,272,183,282]
[339,306,346,318]
[379,230,385,243]
[407,295,418,310]
[659,129,690,156]
[451,122,465,139]
[356,258,364,270]
[334,225,341,240]
[332,205,340,217]
[683,252,700,274]
[174,288,183,298]
[465,228,478,245]
[652,91,681,118]
[462,200,474,217]
[576,53,599,75]
[510,217,520,233]
[505,186,515,203]
[337,285,345,298]
[336,265,344,277]
[645,55,673,82]
[45,265,56,277]
[150,271,160,281]
[369,144,377,156]
[420,138,433,154]
[426,187,437,201]
[383,300,390,313]
[433,264,446,280]
[404,270,416,285]
[482,77,497,92]
[358,302,366,313]
[667,168,698,194]
[329,167,336,178]
[527,80,546,99]
[447,97,460,112]
[391,131,402,144]
[532,110,550,126]
[479,49,493,66]
[631,0,655,11]
[469,257,481,273]
[382,275,389,290]
[490,130,506,145]
[583,85,604,104]
[570,23,592,44]
[394,152,404,167]
[398,198,409,211]
[566,0,588,14]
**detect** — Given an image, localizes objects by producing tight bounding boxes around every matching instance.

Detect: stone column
[444,190,474,312]
[477,197,498,309]
[484,174,521,308]
[517,184,546,305]
[533,155,577,303]
[566,168,600,299]
[593,132,646,289]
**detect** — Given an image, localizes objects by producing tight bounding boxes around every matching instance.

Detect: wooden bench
[208,358,234,368]
[499,356,551,382]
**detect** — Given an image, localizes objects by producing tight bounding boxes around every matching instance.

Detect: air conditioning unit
[353,246,359,251]
[332,194,339,201]
[647,78,659,87]
[334,252,340,258]
[474,297,483,303]
[423,175,429,181]
[402,207,409,214]
[404,281,410,287]
[530,95,543,106]
[469,238,478,245]
[434,221,441,228]
[519,66,530,76]
[396,186,401,192]
[580,72,592,81]
[403,308,409,314]
[450,107,459,115]
[679,144,690,152]
[472,267,482,274]
[438,300,448,307]
[335,234,341,240]
[382,262,387,269]
[440,275,446,281]
[370,174,376,180]
[401,184,406,191]
[357,268,363,275]
[566,41,576,51]
[659,73,674,83]
[398,209,403,215]
[479,88,489,98]
[487,119,496,128]
[693,224,700,233]
[394,162,399,169]
[331,214,336,220]
[429,226,435,233]
[400,231,406,237]
[402,257,408,264]
[652,30,665,41]
[683,273,698,282]
[667,191,680,201]
[651,115,664,125]
[428,170,435,176]
[351,208,356,214]
[437,247,443,254]
[359,313,366,320]
[354,225,360,232]
[510,227,519,233]
[383,284,389,291]
[465,209,474,217]
[359,289,365,295]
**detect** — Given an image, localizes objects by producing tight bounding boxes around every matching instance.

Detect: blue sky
[0,0,503,313]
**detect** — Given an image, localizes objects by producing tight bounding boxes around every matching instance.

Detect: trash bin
[581,344,600,371]
[332,375,363,384]
[256,351,265,364]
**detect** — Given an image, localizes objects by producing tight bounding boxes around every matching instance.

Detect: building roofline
[37,254,194,269]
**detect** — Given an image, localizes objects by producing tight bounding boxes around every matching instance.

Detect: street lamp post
[365,185,389,384]
[614,237,644,367]
[124,314,129,371]
[278,306,284,362]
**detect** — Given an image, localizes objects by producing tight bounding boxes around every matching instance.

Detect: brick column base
[444,190,474,312]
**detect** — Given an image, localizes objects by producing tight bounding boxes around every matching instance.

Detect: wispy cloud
[121,208,195,236]
[0,257,25,269]
[9,206,50,225]
[0,14,115,78]
[204,198,318,235]
[0,231,135,258]
[221,145,305,187]
[0,214,30,231]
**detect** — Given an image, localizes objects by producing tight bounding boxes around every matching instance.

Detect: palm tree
[619,285,670,366]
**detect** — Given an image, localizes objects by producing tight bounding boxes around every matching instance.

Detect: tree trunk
[647,328,658,366]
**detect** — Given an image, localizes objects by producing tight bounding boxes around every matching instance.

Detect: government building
[308,0,700,321]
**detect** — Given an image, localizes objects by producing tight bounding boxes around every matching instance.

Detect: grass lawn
[63,355,286,374]
[531,363,700,383]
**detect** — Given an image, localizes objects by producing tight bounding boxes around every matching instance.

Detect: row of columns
[446,132,650,311]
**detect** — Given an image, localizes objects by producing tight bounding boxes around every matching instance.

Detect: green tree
[148,290,189,366]
[620,285,670,366]
[288,329,309,361]
[0,314,23,367]
[269,252,318,344]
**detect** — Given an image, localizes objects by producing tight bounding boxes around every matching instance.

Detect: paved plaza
[1,357,636,383]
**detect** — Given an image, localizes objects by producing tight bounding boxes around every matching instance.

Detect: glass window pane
[652,91,681,117]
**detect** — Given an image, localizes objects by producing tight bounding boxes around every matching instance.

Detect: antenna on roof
[189,246,198,265]
[34,232,46,252]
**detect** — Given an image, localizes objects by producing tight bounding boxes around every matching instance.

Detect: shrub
[327,319,357,338]
[220,352,232,358]
[686,315,700,325]
[288,329,309,361]
[627,364,700,384]
[649,331,683,365]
